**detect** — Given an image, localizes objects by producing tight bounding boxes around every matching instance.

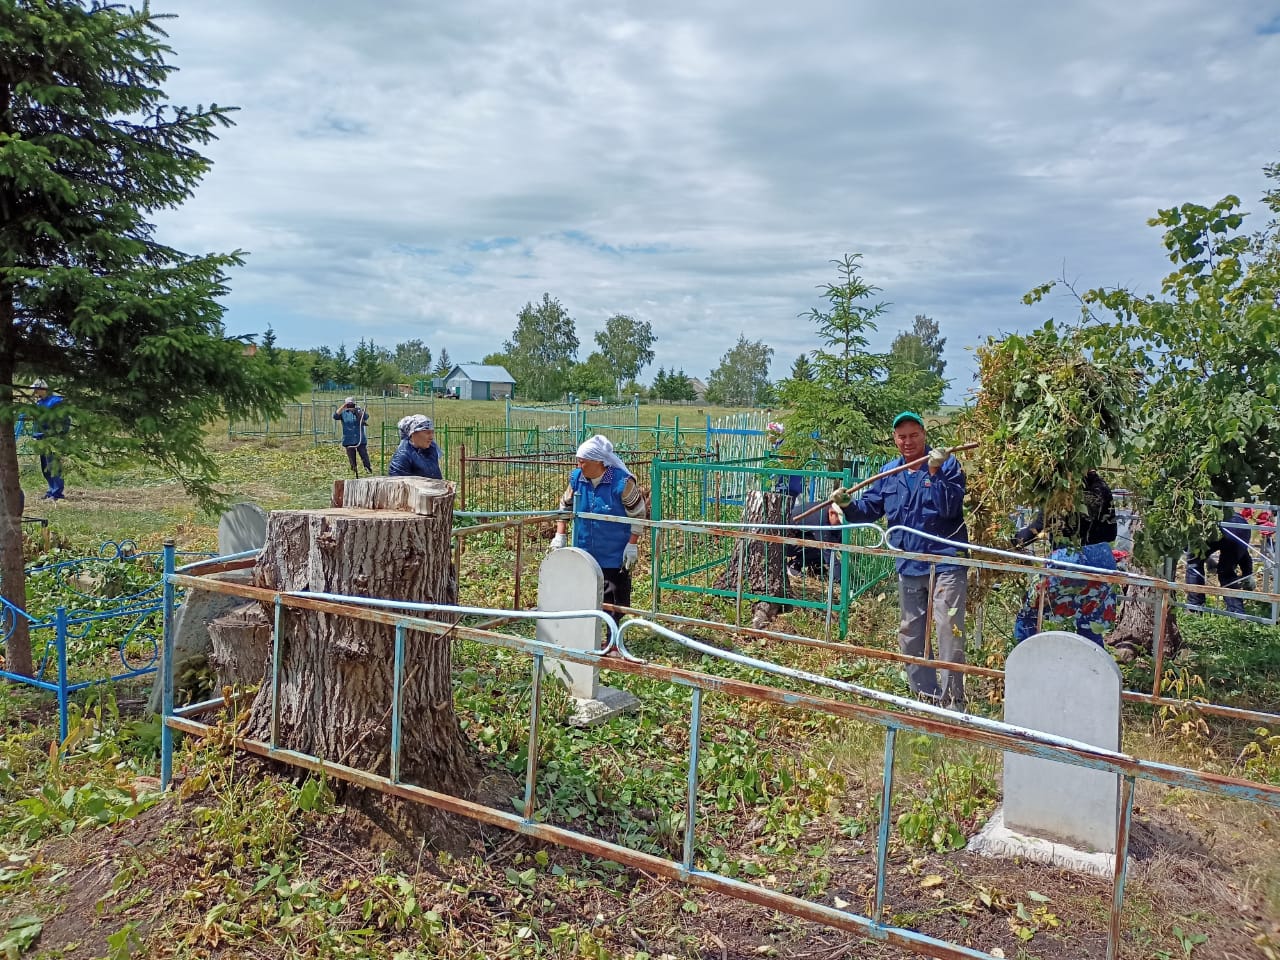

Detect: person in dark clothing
[767,422,805,500]
[786,500,843,576]
[31,379,69,500]
[333,397,373,476]
[388,414,443,479]
[1012,469,1119,645]
[1187,513,1252,615]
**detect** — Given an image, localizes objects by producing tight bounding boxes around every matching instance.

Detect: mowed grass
[18,401,758,555]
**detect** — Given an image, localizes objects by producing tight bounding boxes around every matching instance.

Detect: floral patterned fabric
[1013,542,1118,646]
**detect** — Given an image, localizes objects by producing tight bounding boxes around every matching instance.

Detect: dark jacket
[1014,471,1117,548]
[333,405,368,447]
[388,439,442,479]
[841,447,968,576]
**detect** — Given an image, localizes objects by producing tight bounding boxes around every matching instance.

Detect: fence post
[650,458,661,615]
[460,444,467,511]
[160,540,176,789]
[55,606,69,747]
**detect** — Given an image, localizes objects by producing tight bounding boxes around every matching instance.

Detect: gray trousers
[898,568,968,706]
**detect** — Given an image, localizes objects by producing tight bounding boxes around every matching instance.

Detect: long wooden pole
[791,442,979,524]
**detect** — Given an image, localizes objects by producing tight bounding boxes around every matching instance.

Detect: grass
[3,421,1280,958]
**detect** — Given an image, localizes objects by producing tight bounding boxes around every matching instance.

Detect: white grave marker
[218,502,268,557]
[1004,630,1122,853]
[536,547,638,726]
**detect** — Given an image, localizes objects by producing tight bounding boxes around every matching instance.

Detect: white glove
[622,542,639,570]
[549,533,566,550]
[927,447,949,471]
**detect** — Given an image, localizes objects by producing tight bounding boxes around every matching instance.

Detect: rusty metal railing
[160,540,1280,960]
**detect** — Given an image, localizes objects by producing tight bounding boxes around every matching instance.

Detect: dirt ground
[8,771,1276,960]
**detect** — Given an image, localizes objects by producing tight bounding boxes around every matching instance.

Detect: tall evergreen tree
[0,2,297,675]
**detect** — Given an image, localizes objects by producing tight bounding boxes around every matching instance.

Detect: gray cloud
[152,0,1280,398]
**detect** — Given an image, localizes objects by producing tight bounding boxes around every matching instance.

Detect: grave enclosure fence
[161,532,1280,960]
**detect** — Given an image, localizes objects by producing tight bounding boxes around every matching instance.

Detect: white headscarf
[398,414,433,439]
[575,434,631,477]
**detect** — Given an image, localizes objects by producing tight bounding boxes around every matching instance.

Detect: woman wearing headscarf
[550,435,648,609]
[1011,468,1119,645]
[388,414,443,479]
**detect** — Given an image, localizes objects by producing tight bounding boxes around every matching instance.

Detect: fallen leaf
[920,875,945,889]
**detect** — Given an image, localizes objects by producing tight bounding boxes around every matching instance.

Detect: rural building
[444,364,516,400]
[687,377,708,402]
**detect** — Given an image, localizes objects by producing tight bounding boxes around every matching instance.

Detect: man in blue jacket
[31,379,69,500]
[333,397,373,477]
[834,411,969,708]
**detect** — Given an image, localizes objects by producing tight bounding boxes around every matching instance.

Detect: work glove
[549,533,567,550]
[830,486,852,508]
[622,543,639,570]
[927,447,949,471]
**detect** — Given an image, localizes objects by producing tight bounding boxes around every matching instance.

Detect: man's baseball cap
[30,379,48,390]
[892,411,925,430]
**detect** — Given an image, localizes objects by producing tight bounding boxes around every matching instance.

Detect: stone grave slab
[217,502,268,557]
[536,547,638,726]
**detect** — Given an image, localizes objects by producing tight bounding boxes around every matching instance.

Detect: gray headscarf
[398,414,434,440]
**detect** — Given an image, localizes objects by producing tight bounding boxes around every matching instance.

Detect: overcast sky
[152,0,1280,401]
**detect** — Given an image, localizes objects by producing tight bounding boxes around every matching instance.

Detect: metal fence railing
[229,396,436,445]
[162,534,1280,960]
[458,449,717,515]
[649,459,894,640]
[0,541,211,742]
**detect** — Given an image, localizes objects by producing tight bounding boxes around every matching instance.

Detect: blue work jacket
[388,439,443,479]
[333,406,368,447]
[569,467,633,569]
[841,447,968,576]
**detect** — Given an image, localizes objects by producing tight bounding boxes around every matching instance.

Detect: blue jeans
[40,453,64,498]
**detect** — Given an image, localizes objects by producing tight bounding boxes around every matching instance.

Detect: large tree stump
[1108,582,1183,664]
[241,478,472,796]
[715,491,791,629]
[207,602,272,691]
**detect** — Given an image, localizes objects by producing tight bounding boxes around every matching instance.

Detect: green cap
[892,411,925,430]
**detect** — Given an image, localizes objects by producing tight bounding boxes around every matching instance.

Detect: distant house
[687,377,708,402]
[444,364,516,400]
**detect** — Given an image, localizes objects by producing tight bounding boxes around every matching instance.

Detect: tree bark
[0,350,32,677]
[207,602,272,691]
[1108,582,1183,664]
[715,490,791,629]
[242,478,473,795]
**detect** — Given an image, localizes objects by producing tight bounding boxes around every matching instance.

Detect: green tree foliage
[1061,176,1280,563]
[433,348,453,378]
[593,313,656,394]
[789,353,814,382]
[777,254,930,468]
[502,293,579,401]
[332,344,354,384]
[652,367,697,403]
[351,339,393,392]
[260,325,280,365]
[705,335,773,407]
[393,338,432,378]
[954,324,1135,555]
[888,314,948,397]
[0,2,298,675]
[564,352,615,400]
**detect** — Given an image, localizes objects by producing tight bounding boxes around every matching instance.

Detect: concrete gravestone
[148,503,269,714]
[536,547,638,726]
[971,630,1123,875]
[218,502,268,557]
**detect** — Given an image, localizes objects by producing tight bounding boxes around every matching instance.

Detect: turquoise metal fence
[649,459,894,640]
